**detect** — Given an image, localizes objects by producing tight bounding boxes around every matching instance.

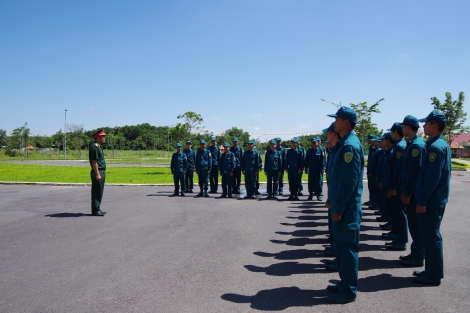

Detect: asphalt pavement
[1,173,470,312]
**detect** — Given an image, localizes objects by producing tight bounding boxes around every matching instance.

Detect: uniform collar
[337,130,354,146]
[426,135,443,147]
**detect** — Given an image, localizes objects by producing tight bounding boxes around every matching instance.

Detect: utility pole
[64,109,67,159]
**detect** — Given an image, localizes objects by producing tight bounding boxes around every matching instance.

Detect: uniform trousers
[221,173,233,196]
[209,165,219,192]
[406,196,425,262]
[278,171,285,193]
[288,171,299,196]
[332,208,362,299]
[266,172,279,196]
[244,171,257,197]
[418,204,445,279]
[308,171,323,196]
[185,168,194,191]
[232,167,242,192]
[197,170,209,194]
[173,172,186,194]
[91,169,106,214]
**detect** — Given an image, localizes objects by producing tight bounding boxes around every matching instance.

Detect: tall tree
[218,127,250,146]
[430,92,467,144]
[0,129,6,148]
[10,123,30,155]
[350,99,384,152]
[177,111,204,139]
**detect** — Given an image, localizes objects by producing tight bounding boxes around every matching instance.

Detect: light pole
[320,99,341,108]
[64,109,67,159]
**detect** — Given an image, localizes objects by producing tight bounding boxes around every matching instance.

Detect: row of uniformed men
[170,136,327,200]
[362,111,450,289]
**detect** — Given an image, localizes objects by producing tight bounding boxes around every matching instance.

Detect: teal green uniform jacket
[328,132,365,215]
[264,149,282,173]
[415,135,451,206]
[207,145,220,166]
[326,144,339,206]
[220,151,236,173]
[195,148,212,171]
[305,147,326,172]
[401,136,426,196]
[389,138,406,190]
[241,150,260,172]
[183,148,196,169]
[285,148,303,171]
[171,151,187,173]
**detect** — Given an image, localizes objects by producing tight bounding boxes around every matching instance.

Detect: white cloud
[253,126,260,131]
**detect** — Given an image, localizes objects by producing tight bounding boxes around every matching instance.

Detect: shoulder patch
[344,152,353,163]
[95,143,98,147]
[412,149,419,157]
[429,152,437,162]
[396,151,402,159]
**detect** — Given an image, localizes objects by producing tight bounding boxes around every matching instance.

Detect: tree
[350,99,384,152]
[10,123,30,156]
[66,123,86,157]
[218,127,250,147]
[430,92,467,145]
[0,129,6,148]
[177,111,204,139]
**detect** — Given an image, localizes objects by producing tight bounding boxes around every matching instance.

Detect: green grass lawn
[0,163,283,184]
[451,161,470,169]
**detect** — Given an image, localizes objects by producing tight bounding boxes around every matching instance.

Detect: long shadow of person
[254,249,324,260]
[280,222,328,228]
[245,261,330,276]
[221,286,330,310]
[358,273,417,292]
[276,229,329,237]
[45,213,93,217]
[285,215,327,221]
[270,237,328,246]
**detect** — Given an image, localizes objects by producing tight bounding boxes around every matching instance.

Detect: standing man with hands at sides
[305,137,326,201]
[219,143,236,198]
[183,141,196,193]
[208,137,220,194]
[230,137,243,194]
[412,110,451,286]
[399,115,426,268]
[170,143,187,197]
[285,138,303,201]
[241,140,260,199]
[264,140,283,199]
[275,138,287,195]
[89,129,107,216]
[195,140,212,198]
[325,107,364,304]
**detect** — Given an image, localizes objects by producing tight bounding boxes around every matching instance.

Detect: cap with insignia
[275,137,282,141]
[211,136,217,141]
[418,110,446,125]
[92,129,106,139]
[223,142,230,147]
[247,140,254,145]
[291,138,298,143]
[402,115,420,128]
[232,137,239,142]
[270,140,276,145]
[327,106,358,124]
[176,143,183,147]
[186,140,192,144]
[200,140,207,144]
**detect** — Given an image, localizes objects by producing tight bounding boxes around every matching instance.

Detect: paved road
[1,173,470,312]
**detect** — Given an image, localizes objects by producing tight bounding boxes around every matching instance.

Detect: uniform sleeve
[403,145,425,197]
[241,152,246,171]
[170,154,175,172]
[416,147,445,206]
[89,144,99,161]
[208,150,212,169]
[389,146,404,190]
[231,154,236,172]
[332,145,363,215]
[321,150,326,172]
[183,154,187,171]
[255,152,260,171]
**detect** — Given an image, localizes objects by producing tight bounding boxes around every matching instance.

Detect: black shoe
[272,196,279,200]
[243,196,250,199]
[287,196,293,200]
[255,191,261,195]
[293,196,300,201]
[413,270,426,277]
[326,294,356,304]
[220,194,227,198]
[251,196,256,199]
[196,193,203,197]
[298,192,304,196]
[278,191,283,195]
[326,284,339,292]
[92,211,105,216]
[235,190,241,194]
[204,193,210,197]
[170,193,178,197]
[228,195,233,198]
[188,189,193,193]
[401,259,424,267]
[307,195,313,201]
[181,193,186,196]
[317,196,323,201]
[399,254,412,261]
[413,276,441,286]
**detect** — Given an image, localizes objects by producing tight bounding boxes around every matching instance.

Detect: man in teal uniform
[208,137,220,194]
[305,137,326,201]
[89,129,107,216]
[230,138,243,194]
[285,138,303,201]
[219,143,236,198]
[275,138,287,195]
[170,143,187,196]
[183,141,196,193]
[400,115,426,267]
[365,134,377,206]
[264,140,283,199]
[241,140,260,199]
[385,123,408,251]
[254,143,263,195]
[296,138,306,196]
[195,140,212,197]
[413,110,451,286]
[325,107,364,304]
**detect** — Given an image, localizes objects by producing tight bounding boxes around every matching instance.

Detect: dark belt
[98,168,106,171]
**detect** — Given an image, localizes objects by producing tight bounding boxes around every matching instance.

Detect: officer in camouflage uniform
[89,129,107,216]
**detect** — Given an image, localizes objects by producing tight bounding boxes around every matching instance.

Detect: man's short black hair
[430,121,446,133]
[403,123,419,132]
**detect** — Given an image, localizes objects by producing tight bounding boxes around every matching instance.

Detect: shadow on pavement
[245,262,331,276]
[254,249,325,260]
[270,237,328,246]
[221,286,330,310]
[358,273,417,292]
[45,212,94,217]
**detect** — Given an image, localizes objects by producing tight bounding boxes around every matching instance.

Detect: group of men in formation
[90,106,451,304]
[170,135,327,201]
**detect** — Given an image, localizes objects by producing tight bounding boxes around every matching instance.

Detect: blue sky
[1,0,469,140]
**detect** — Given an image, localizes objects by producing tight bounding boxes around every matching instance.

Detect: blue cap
[402,115,420,128]
[327,106,358,124]
[383,132,392,141]
[275,137,282,141]
[186,140,192,144]
[270,140,276,145]
[291,138,298,143]
[176,143,183,147]
[367,134,375,140]
[316,137,322,142]
[211,136,217,141]
[390,122,402,132]
[418,110,446,125]
[200,140,207,144]
[322,122,336,134]
[223,142,230,147]
[247,140,255,145]
[232,137,239,142]
[311,137,317,142]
